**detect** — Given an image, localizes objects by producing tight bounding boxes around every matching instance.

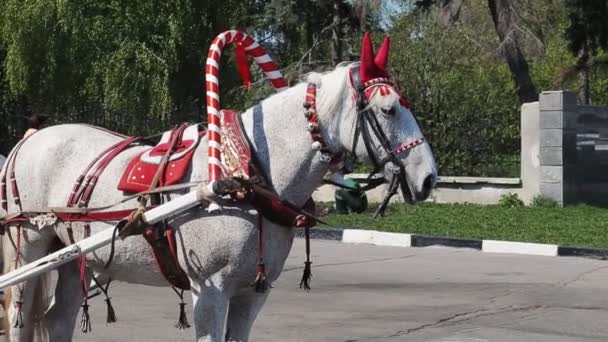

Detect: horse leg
[45,261,82,342]
[225,292,269,342]
[3,226,54,342]
[191,284,230,342]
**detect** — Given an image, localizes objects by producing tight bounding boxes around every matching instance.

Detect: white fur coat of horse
[1,46,436,341]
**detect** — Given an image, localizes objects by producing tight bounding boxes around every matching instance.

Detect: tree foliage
[0,0,373,155]
[1,0,608,177]
[0,0,261,137]
[565,0,608,57]
[389,6,520,176]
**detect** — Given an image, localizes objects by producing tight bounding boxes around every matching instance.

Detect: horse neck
[240,74,352,207]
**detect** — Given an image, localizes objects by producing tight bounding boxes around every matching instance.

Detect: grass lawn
[321,203,608,249]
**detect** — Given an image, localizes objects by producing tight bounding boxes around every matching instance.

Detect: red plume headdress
[360,32,391,84]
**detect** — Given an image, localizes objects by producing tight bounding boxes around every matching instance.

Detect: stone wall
[312,175,523,205]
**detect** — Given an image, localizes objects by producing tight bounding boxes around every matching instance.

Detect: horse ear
[374,36,390,71]
[360,32,376,82]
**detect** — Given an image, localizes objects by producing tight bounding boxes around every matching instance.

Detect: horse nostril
[416,174,434,201]
[423,174,434,191]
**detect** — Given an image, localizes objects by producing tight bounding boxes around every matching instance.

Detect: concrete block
[540,147,563,165]
[540,183,563,204]
[373,231,411,248]
[539,91,563,111]
[539,110,562,129]
[540,129,563,147]
[342,229,375,245]
[539,91,577,112]
[540,166,563,183]
[482,240,558,256]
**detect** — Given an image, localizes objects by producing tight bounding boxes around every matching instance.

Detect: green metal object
[335,178,368,214]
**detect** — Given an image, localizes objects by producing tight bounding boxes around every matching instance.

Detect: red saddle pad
[117,127,204,193]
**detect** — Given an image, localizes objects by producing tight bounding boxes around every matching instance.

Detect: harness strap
[68,138,136,206]
[139,125,192,291]
[77,137,141,208]
[253,214,268,293]
[60,134,141,333]
[47,182,200,215]
[0,174,6,212]
[148,124,188,192]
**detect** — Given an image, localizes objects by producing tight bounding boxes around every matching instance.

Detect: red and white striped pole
[205,30,288,194]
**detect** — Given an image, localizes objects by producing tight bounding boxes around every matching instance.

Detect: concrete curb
[299,228,608,260]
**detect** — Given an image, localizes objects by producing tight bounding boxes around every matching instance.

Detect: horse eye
[381,107,396,116]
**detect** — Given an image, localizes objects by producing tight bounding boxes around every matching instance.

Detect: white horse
[0,38,437,342]
[0,154,5,169]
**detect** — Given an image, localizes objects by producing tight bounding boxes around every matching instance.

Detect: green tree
[562,0,608,104]
[415,0,542,104]
[0,0,383,154]
[0,0,264,137]
[390,7,520,176]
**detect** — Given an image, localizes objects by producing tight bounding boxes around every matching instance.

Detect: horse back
[8,124,150,212]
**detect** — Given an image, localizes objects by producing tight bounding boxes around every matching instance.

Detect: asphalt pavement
[30,239,608,341]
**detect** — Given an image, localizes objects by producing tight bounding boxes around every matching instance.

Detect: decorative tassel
[105,297,117,323]
[300,261,312,291]
[92,277,117,324]
[78,226,92,332]
[235,43,251,89]
[299,225,313,291]
[80,302,92,333]
[13,226,25,328]
[254,263,269,293]
[12,301,24,328]
[253,214,270,293]
[173,288,190,329]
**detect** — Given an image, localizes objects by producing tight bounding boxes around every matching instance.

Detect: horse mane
[300,62,358,128]
[297,61,400,129]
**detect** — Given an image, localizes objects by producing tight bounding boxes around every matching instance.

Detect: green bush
[498,193,524,208]
[530,195,560,208]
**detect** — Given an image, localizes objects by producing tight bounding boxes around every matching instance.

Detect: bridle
[302,65,425,216]
[345,66,424,216]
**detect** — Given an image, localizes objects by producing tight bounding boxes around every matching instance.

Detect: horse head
[322,33,437,203]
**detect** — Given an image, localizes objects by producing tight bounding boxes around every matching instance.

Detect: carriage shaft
[0,189,205,289]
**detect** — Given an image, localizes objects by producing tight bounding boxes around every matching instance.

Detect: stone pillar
[537,91,577,206]
[519,101,540,203]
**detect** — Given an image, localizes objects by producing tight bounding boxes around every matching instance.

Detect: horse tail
[1,233,51,342]
[2,285,10,341]
[2,276,50,342]
[31,273,50,342]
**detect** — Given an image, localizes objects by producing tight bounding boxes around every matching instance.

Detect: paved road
[54,239,608,341]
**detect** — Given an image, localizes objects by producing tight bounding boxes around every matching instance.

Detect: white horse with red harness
[0,31,436,342]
